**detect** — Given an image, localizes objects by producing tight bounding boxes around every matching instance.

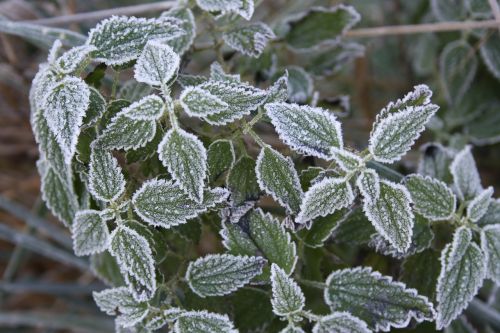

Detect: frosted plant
[27,2,500,332]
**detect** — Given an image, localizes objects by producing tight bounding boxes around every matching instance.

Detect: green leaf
[143,308,184,331]
[286,66,313,103]
[297,177,354,223]
[121,94,166,120]
[174,310,237,333]
[209,62,241,83]
[158,128,208,203]
[180,86,229,117]
[42,77,90,164]
[72,210,110,256]
[330,147,363,172]
[265,102,343,160]
[481,225,500,284]
[90,251,125,287]
[417,142,454,183]
[478,198,500,226]
[83,87,107,127]
[227,156,260,205]
[467,187,493,222]
[87,16,184,65]
[223,22,275,57]
[284,5,360,50]
[270,264,305,316]
[132,179,229,228]
[109,225,156,302]
[436,226,487,329]
[134,40,180,86]
[405,174,456,221]
[54,45,96,74]
[450,145,482,201]
[207,140,235,183]
[369,85,439,163]
[117,81,153,101]
[186,254,266,297]
[480,31,500,80]
[161,7,196,55]
[324,267,435,331]
[93,287,149,328]
[312,312,371,333]
[363,180,414,253]
[439,41,478,105]
[331,208,376,245]
[265,73,289,103]
[256,146,303,214]
[356,169,380,204]
[401,249,441,300]
[298,209,348,248]
[280,326,305,333]
[88,145,126,203]
[306,42,365,77]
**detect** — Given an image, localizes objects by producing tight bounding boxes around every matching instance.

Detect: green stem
[247,128,266,148]
[298,278,326,290]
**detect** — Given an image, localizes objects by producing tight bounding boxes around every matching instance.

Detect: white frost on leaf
[270,263,305,316]
[222,22,275,57]
[158,128,207,203]
[88,145,126,203]
[134,40,180,86]
[466,186,493,223]
[264,72,289,104]
[180,86,229,117]
[481,224,500,284]
[450,145,483,201]
[312,312,371,333]
[174,310,238,333]
[330,147,363,172]
[196,0,253,20]
[72,210,110,256]
[265,102,343,160]
[286,66,314,103]
[356,168,380,204]
[93,287,149,328]
[209,61,241,83]
[120,94,165,120]
[47,39,63,63]
[54,44,97,74]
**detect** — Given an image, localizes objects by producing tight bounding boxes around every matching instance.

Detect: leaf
[306,42,365,77]
[88,145,126,203]
[180,86,229,117]
[84,87,107,127]
[134,40,180,86]
[72,210,110,256]
[363,180,414,253]
[431,0,468,21]
[280,326,305,333]
[312,312,371,333]
[270,264,305,316]
[161,7,196,55]
[93,287,149,327]
[109,225,156,302]
[324,267,435,331]
[121,94,166,121]
[405,174,456,221]
[207,140,235,183]
[401,249,441,300]
[331,208,376,245]
[87,16,184,65]
[132,179,229,228]
[450,145,482,201]
[439,41,478,105]
[117,81,153,101]
[481,225,500,284]
[42,77,90,164]
[467,187,493,223]
[174,310,237,333]
[356,169,380,204]
[436,226,486,329]
[256,146,303,214]
[286,66,314,103]
[158,128,208,203]
[368,85,439,163]
[227,156,260,205]
[284,5,360,50]
[297,177,354,223]
[480,32,500,80]
[54,45,96,74]
[209,62,241,83]
[91,251,125,287]
[265,72,289,104]
[143,308,184,331]
[231,288,274,332]
[417,142,454,183]
[195,0,252,20]
[330,147,363,172]
[265,102,343,159]
[298,209,349,248]
[222,22,275,57]
[186,254,266,297]
[478,198,500,226]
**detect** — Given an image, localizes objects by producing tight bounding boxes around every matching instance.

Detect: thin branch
[346,19,500,38]
[21,1,176,26]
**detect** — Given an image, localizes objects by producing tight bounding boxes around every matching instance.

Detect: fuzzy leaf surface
[312,312,371,333]
[93,287,149,327]
[270,264,305,316]
[174,310,237,333]
[356,168,380,204]
[450,145,482,200]
[207,139,235,183]
[222,22,275,57]
[72,210,110,256]
[467,187,493,223]
[481,225,500,284]
[134,40,180,86]
[88,146,126,203]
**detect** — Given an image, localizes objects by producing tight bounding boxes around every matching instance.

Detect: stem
[298,278,326,290]
[246,128,266,148]
[110,69,120,100]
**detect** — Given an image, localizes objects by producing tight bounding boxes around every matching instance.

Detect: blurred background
[0,0,499,332]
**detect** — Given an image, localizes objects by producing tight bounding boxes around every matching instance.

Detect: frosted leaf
[256,146,303,214]
[160,7,196,55]
[265,102,343,160]
[227,156,260,205]
[324,267,435,331]
[54,44,96,74]
[143,308,184,331]
[363,180,414,253]
[436,228,486,329]
[356,169,380,204]
[307,42,365,78]
[477,198,500,226]
[177,74,208,88]
[195,0,252,20]
[467,186,493,223]
[264,72,289,104]
[299,209,349,248]
[405,174,456,221]
[88,145,126,203]
[93,287,149,327]
[221,220,259,255]
[186,253,266,297]
[179,86,229,117]
[209,62,241,83]
[134,40,180,86]
[220,200,255,224]
[223,22,275,57]
[132,179,229,228]
[287,66,313,103]
[297,177,354,223]
[312,312,371,333]
[120,94,165,120]
[109,225,156,302]
[237,0,254,20]
[439,41,478,105]
[270,264,305,316]
[117,81,153,101]
[431,0,468,21]
[417,142,454,182]
[207,139,235,183]
[284,5,360,50]
[42,76,90,164]
[481,225,500,284]
[280,326,305,333]
[480,32,500,80]
[47,39,63,63]
[158,128,207,203]
[330,147,363,172]
[30,64,58,115]
[90,251,125,288]
[83,87,107,127]
[72,210,110,256]
[450,145,482,200]
[87,16,184,65]
[174,310,237,333]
